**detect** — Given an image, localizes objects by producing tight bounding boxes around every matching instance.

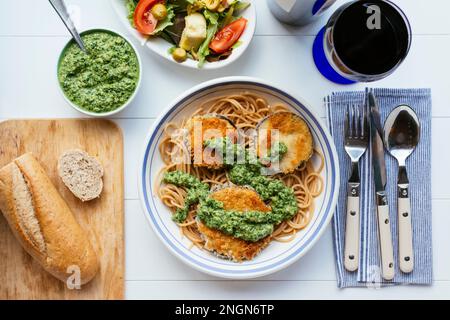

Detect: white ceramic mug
[267,0,337,25]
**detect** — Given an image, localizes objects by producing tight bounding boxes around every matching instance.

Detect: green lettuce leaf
[197,23,218,67]
[125,0,139,27]
[234,1,250,12]
[203,9,219,25]
[232,40,242,49]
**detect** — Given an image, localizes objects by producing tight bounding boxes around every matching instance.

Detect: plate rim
[138,76,340,279]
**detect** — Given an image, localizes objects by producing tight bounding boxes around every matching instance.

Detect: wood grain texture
[0,119,124,300]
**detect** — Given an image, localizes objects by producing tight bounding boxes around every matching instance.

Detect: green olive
[151,3,168,21]
[172,48,187,63]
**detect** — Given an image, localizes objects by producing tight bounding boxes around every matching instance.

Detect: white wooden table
[1,0,449,299]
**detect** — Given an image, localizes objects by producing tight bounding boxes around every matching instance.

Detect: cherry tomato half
[209,18,247,54]
[134,0,161,35]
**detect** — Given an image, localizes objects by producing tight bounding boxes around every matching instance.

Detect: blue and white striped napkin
[326,88,433,288]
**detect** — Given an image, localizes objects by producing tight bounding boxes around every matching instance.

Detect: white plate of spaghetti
[139,77,340,279]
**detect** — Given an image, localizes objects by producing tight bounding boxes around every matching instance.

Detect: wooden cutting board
[0,119,124,299]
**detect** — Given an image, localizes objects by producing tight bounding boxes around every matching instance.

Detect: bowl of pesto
[57,29,141,116]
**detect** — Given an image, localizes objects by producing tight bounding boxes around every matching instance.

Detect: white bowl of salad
[112,0,255,69]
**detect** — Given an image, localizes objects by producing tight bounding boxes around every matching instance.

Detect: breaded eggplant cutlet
[257,112,313,173]
[197,186,271,262]
[186,114,237,169]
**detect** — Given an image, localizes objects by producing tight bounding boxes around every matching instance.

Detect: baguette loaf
[0,153,99,285]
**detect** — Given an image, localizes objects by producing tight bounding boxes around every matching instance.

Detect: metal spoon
[49,0,87,53]
[383,105,420,273]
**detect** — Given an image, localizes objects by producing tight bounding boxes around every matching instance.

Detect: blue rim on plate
[138,77,340,279]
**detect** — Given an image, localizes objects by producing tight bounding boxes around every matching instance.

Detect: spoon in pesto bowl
[49,0,87,53]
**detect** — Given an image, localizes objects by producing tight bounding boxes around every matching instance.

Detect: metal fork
[343,104,369,272]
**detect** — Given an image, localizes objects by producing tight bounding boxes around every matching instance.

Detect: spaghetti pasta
[156,92,324,251]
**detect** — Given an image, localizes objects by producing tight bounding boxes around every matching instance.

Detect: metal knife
[368,91,395,281]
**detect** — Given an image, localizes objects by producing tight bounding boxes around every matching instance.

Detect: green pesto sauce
[163,138,298,242]
[163,171,210,223]
[58,31,139,113]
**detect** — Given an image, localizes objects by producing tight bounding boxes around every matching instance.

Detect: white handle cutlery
[343,93,420,280]
[384,105,420,273]
[343,105,369,272]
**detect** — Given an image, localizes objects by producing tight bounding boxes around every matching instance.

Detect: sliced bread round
[57,149,104,202]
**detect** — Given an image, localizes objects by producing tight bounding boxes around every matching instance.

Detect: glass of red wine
[313,0,412,84]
